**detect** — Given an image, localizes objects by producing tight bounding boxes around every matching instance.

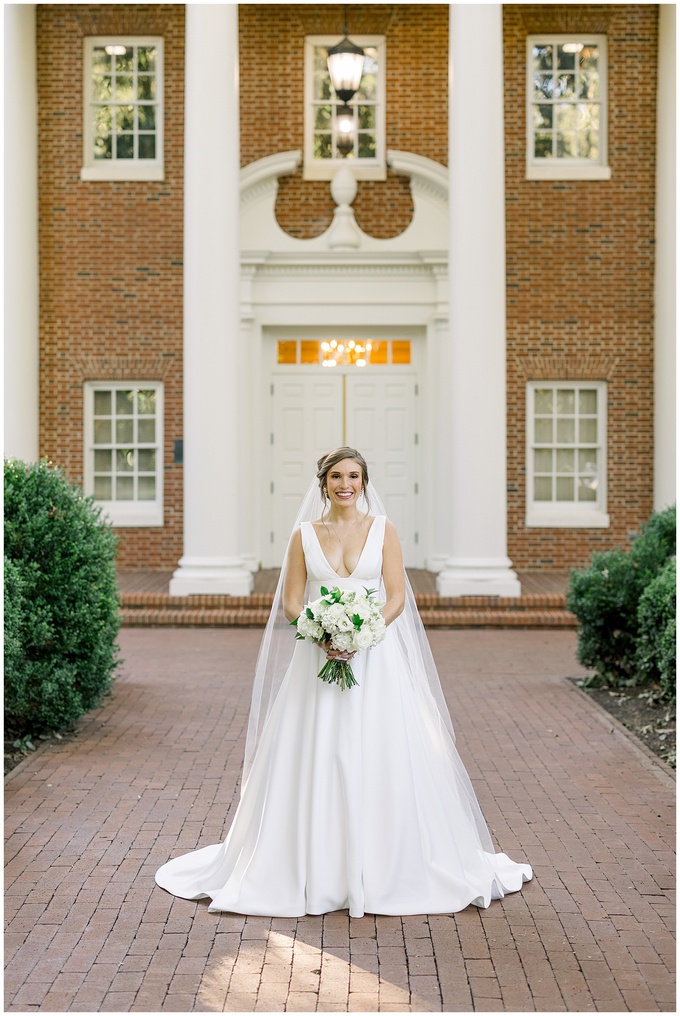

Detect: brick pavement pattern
[5,630,675,1012]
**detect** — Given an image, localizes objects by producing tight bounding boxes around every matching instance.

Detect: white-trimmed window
[304,35,386,181]
[526,35,610,181]
[81,37,164,181]
[84,382,164,527]
[526,382,609,528]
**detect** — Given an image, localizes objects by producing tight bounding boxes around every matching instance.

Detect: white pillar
[4,4,39,462]
[170,4,252,595]
[653,3,676,511]
[437,3,521,597]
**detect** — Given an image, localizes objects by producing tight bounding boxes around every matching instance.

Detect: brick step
[120,593,573,625]
[121,591,568,610]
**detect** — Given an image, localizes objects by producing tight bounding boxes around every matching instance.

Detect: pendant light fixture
[326,6,366,104]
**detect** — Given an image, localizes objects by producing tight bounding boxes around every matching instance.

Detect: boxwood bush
[566,505,676,688]
[4,459,121,737]
[636,557,676,702]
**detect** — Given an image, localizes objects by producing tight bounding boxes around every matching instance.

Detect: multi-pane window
[277,339,411,367]
[82,37,163,181]
[526,35,610,180]
[84,383,163,526]
[304,36,385,181]
[526,382,609,527]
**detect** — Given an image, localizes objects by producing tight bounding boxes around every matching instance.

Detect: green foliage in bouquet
[566,504,676,688]
[635,557,676,702]
[4,459,121,737]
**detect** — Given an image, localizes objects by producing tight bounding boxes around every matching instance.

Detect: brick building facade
[6,3,675,592]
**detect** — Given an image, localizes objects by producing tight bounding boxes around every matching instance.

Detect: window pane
[357,133,376,159]
[138,104,156,130]
[138,135,156,159]
[533,74,554,99]
[115,75,134,101]
[116,419,134,443]
[556,389,575,414]
[535,389,553,413]
[392,341,411,365]
[578,72,599,100]
[368,341,387,365]
[579,45,599,71]
[534,476,552,501]
[579,418,597,443]
[138,419,156,443]
[356,72,377,101]
[93,476,112,500]
[137,46,156,72]
[534,418,553,443]
[314,105,332,130]
[576,104,599,130]
[116,449,134,472]
[115,48,134,73]
[94,134,112,160]
[532,104,552,129]
[94,419,112,444]
[314,134,332,159]
[138,449,156,471]
[556,449,574,473]
[358,105,375,130]
[534,448,552,472]
[137,390,156,415]
[94,449,112,471]
[92,47,110,73]
[579,389,597,414]
[556,104,576,130]
[578,131,599,160]
[578,449,598,473]
[116,134,134,159]
[138,476,156,500]
[94,106,113,133]
[116,390,134,415]
[534,133,553,159]
[556,477,574,501]
[556,418,575,443]
[555,74,575,98]
[532,44,553,72]
[92,75,112,101]
[115,105,135,132]
[116,476,134,500]
[313,74,332,101]
[137,75,155,101]
[300,341,320,364]
[277,341,297,364]
[94,390,112,415]
[578,477,598,501]
[556,133,577,158]
[557,46,577,70]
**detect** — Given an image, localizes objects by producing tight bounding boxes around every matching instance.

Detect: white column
[653,3,676,511]
[4,4,39,462]
[437,3,521,597]
[170,4,252,595]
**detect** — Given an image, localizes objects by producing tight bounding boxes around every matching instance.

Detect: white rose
[353,627,375,651]
[331,632,354,652]
[297,614,323,640]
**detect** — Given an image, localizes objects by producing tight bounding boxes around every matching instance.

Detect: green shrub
[636,557,676,701]
[567,504,676,687]
[4,459,121,737]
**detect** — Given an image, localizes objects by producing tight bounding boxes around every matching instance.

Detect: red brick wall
[238,4,448,239]
[504,4,658,569]
[37,4,185,568]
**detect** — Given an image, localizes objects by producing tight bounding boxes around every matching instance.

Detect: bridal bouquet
[293,585,387,690]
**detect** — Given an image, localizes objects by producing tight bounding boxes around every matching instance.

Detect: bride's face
[326,459,363,508]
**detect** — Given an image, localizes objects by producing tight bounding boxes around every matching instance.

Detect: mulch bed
[576,680,676,769]
[4,728,78,776]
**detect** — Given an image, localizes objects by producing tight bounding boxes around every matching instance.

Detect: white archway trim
[387,150,448,203]
[240,150,302,205]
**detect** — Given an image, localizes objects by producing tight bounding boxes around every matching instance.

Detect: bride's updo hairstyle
[316,447,371,510]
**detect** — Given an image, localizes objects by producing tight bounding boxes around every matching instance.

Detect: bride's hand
[322,643,356,662]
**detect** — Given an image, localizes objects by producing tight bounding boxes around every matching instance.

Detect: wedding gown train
[155,515,532,917]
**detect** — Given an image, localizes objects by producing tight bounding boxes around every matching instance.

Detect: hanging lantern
[327,36,366,104]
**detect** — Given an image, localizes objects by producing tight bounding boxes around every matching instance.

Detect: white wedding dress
[155,515,532,917]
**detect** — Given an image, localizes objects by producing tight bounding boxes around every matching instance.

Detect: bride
[155,447,532,918]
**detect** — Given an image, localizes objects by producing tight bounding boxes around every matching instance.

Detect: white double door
[266,371,420,567]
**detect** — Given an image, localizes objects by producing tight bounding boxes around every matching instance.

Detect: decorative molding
[73,354,176,380]
[514,355,618,380]
[387,150,448,202]
[240,151,302,205]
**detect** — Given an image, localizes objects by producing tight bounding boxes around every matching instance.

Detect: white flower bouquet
[293,585,387,690]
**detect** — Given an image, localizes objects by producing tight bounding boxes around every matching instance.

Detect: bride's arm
[382,520,406,625]
[283,528,307,623]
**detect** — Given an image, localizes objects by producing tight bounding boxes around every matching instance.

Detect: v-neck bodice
[301,516,386,598]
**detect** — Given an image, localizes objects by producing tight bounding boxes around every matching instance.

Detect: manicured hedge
[4,460,121,737]
[566,505,676,690]
[636,557,676,702]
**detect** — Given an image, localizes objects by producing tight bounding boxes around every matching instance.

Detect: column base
[169,556,254,596]
[436,556,522,598]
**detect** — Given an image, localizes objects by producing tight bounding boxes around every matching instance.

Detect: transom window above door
[277,339,411,367]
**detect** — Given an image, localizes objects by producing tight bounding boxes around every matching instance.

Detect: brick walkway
[5,630,675,1013]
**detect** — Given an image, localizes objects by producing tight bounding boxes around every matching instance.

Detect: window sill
[303,161,386,182]
[526,163,612,181]
[526,509,610,529]
[94,503,164,528]
[81,164,164,182]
